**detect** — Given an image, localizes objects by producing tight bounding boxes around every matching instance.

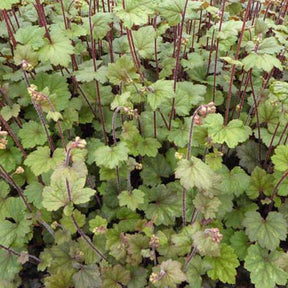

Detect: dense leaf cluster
[0,0,288,287]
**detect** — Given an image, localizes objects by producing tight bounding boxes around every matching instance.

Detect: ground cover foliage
[0,0,288,287]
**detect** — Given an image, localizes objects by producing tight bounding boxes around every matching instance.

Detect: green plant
[0,0,288,287]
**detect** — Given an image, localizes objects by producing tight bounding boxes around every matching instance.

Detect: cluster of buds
[149,270,166,284]
[181,38,190,46]
[27,85,46,102]
[92,225,107,234]
[74,0,83,9]
[204,228,223,243]
[149,234,160,249]
[194,102,216,125]
[122,107,139,119]
[0,127,8,150]
[70,136,87,149]
[21,60,34,72]
[13,166,25,175]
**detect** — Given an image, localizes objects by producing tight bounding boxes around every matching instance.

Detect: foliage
[0,0,288,287]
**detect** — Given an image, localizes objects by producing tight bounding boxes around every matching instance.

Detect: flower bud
[15,166,25,174]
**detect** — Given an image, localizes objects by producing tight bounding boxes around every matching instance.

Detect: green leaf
[147,80,175,111]
[89,215,107,235]
[0,146,22,173]
[229,231,249,261]
[38,29,74,67]
[140,184,182,226]
[221,166,249,197]
[0,198,32,247]
[140,154,172,186]
[72,264,101,288]
[205,244,239,284]
[236,140,265,173]
[204,114,252,148]
[107,55,139,85]
[244,244,288,288]
[256,37,283,55]
[246,166,274,199]
[115,0,154,29]
[0,104,20,121]
[94,142,129,169]
[18,120,47,148]
[13,44,39,67]
[15,26,45,50]
[42,177,95,211]
[192,229,222,257]
[128,267,147,288]
[151,259,186,287]
[133,26,156,59]
[102,265,131,288]
[193,194,221,220]
[0,250,21,281]
[158,0,186,25]
[242,53,283,72]
[126,233,149,265]
[24,181,43,209]
[175,157,217,191]
[242,211,287,250]
[118,189,145,211]
[272,145,288,171]
[0,0,19,9]
[60,209,85,234]
[24,146,65,176]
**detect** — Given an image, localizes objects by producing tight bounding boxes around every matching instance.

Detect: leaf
[0,0,19,9]
[205,244,239,284]
[24,181,43,209]
[147,80,175,111]
[140,184,182,226]
[15,26,45,50]
[242,211,287,250]
[0,250,21,281]
[24,146,65,176]
[0,104,20,121]
[114,0,154,29]
[72,264,101,288]
[229,231,249,261]
[30,72,71,112]
[244,244,288,288]
[0,146,22,173]
[126,233,149,265]
[38,29,74,67]
[272,145,288,171]
[221,166,249,197]
[128,267,147,288]
[133,26,156,59]
[60,209,85,234]
[18,120,47,148]
[236,140,265,173]
[89,215,107,235]
[102,265,131,288]
[13,44,39,67]
[257,37,283,55]
[242,53,283,72]
[175,157,217,191]
[94,142,129,169]
[158,0,186,26]
[246,166,274,199]
[151,259,186,287]
[193,194,221,220]
[140,154,172,186]
[192,229,222,257]
[43,177,95,211]
[107,55,139,85]
[118,189,145,211]
[204,114,252,148]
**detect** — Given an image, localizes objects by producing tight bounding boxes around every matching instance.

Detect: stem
[183,246,197,271]
[1,9,17,48]
[212,0,226,102]
[169,0,190,129]
[89,0,108,144]
[224,0,252,126]
[269,170,288,210]
[0,164,32,212]
[0,244,41,264]
[71,213,108,261]
[0,114,27,159]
